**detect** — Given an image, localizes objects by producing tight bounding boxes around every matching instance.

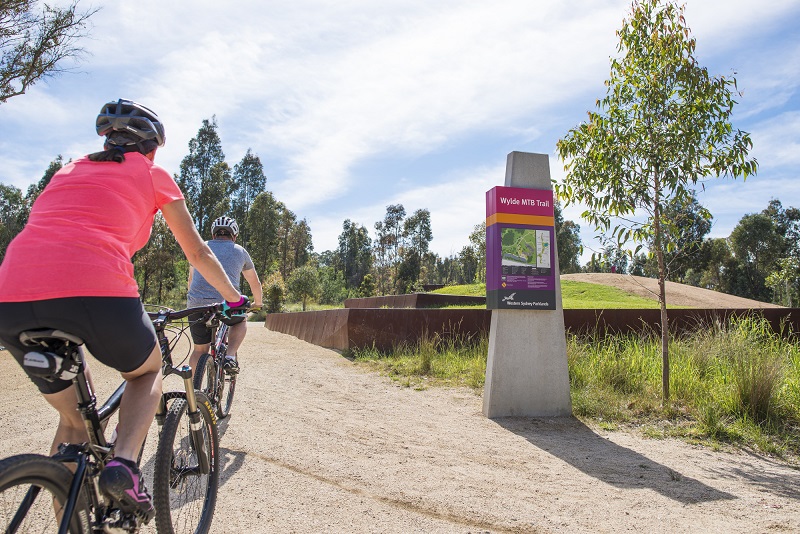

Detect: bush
[263,271,286,313]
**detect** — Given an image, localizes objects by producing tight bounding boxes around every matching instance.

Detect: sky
[2,0,799,263]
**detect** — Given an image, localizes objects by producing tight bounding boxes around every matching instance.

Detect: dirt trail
[2,324,799,533]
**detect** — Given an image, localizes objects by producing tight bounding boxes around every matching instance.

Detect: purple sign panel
[486,186,556,310]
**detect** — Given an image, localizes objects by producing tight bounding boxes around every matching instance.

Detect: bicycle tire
[218,370,236,419]
[192,353,218,407]
[213,341,235,419]
[153,395,219,534]
[0,454,91,534]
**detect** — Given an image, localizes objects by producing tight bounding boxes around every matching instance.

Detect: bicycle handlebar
[147,302,256,323]
[147,303,224,322]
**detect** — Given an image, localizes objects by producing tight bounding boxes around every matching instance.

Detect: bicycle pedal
[223,357,240,374]
[102,508,141,533]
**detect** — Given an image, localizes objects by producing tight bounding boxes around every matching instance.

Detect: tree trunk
[653,170,670,401]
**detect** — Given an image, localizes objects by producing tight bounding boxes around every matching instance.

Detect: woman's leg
[227,320,247,357]
[43,387,89,457]
[113,345,163,461]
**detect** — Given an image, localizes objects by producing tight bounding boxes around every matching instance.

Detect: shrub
[263,271,287,313]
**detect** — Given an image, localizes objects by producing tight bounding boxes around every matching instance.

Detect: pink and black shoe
[98,457,155,523]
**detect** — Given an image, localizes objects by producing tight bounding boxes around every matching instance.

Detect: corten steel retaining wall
[344,294,486,309]
[266,308,490,352]
[265,307,800,352]
[563,308,800,337]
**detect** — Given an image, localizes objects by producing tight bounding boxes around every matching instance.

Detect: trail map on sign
[501,228,550,268]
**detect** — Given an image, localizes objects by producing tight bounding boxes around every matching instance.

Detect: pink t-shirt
[0,153,184,301]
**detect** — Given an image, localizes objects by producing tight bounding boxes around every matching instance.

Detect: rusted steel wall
[264,309,350,349]
[346,309,490,351]
[265,308,800,351]
[265,308,490,352]
[344,294,486,309]
[564,308,800,337]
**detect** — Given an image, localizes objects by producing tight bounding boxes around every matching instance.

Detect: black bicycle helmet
[212,216,239,237]
[96,99,166,148]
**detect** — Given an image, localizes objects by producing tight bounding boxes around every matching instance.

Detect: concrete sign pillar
[482,151,572,418]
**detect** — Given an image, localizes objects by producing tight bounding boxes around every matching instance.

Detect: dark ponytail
[88,133,158,163]
[88,145,129,163]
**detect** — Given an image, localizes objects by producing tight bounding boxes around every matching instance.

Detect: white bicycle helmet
[212,216,239,237]
[96,99,166,147]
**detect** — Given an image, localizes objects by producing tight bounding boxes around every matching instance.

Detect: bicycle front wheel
[0,454,90,534]
[153,395,219,534]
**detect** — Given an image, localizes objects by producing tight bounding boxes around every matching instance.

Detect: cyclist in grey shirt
[188,216,263,373]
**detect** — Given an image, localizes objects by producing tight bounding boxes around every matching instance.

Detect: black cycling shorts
[0,297,157,394]
[188,311,244,345]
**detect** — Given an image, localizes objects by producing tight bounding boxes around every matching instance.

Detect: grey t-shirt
[188,239,255,306]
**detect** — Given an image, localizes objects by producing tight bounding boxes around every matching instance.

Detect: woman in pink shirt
[0,99,244,522]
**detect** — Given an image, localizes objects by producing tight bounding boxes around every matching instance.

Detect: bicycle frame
[212,321,229,360]
[13,305,220,533]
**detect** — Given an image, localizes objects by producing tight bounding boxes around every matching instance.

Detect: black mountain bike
[192,306,258,420]
[0,303,226,534]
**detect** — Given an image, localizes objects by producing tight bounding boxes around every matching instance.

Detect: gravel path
[2,321,799,533]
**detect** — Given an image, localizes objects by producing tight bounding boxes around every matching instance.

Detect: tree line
[585,194,800,307]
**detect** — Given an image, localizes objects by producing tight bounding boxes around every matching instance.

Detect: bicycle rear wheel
[0,454,90,534]
[192,353,218,407]
[218,371,236,419]
[213,342,234,420]
[153,395,219,534]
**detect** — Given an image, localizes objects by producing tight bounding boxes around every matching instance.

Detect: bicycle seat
[19,328,85,347]
[19,329,85,381]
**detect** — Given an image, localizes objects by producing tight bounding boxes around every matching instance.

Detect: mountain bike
[0,303,226,534]
[192,305,259,419]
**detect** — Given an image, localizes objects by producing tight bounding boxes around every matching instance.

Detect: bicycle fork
[169,365,212,474]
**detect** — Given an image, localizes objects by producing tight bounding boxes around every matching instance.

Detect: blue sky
[2,0,799,262]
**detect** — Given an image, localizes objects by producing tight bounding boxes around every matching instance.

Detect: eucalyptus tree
[555,0,757,400]
[25,155,63,204]
[231,149,267,243]
[728,213,783,302]
[457,245,478,285]
[1,0,97,103]
[554,201,582,274]
[644,191,713,282]
[287,264,320,311]
[467,222,486,283]
[246,191,283,276]
[277,208,297,278]
[177,117,233,237]
[0,183,25,261]
[762,200,800,305]
[336,219,372,290]
[134,214,182,306]
[373,204,406,294]
[400,208,432,290]
[289,218,313,271]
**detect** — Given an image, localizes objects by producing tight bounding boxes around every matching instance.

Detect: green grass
[431,281,668,309]
[283,302,341,312]
[351,332,489,390]
[286,278,679,311]
[351,315,800,463]
[430,283,486,297]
